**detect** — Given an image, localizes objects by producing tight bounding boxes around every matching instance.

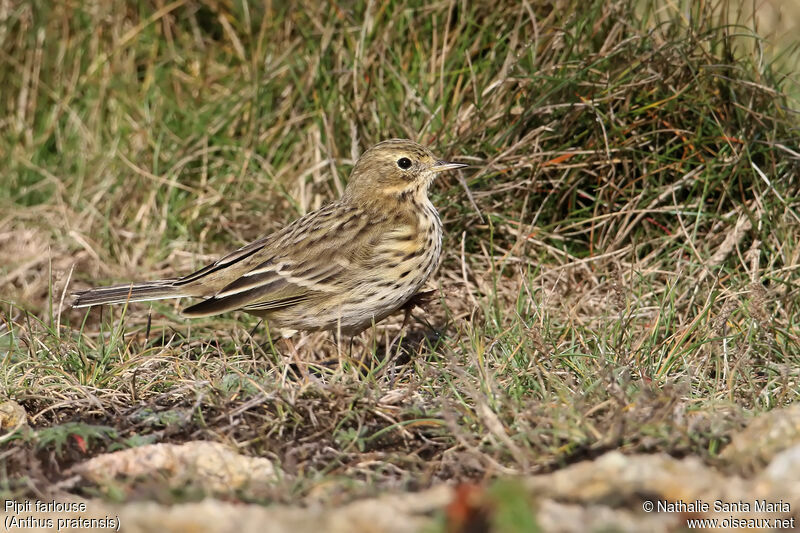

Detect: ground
[1,1,799,531]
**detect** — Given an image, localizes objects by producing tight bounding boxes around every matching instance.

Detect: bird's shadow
[137,310,446,382]
[296,320,446,381]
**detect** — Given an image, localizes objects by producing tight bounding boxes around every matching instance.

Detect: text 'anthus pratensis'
[72,139,467,336]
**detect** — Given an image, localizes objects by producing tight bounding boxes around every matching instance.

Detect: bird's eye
[396,157,412,170]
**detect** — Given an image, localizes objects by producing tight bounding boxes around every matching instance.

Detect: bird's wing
[180,203,384,317]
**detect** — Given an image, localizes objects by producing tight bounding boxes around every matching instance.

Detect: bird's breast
[383,199,441,297]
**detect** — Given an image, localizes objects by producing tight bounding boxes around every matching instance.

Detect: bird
[72,139,467,336]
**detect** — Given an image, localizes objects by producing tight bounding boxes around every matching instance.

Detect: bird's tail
[71,279,186,308]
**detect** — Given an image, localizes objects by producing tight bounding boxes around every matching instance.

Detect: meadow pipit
[72,139,466,336]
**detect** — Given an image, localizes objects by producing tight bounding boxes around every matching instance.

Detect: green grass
[1,0,799,517]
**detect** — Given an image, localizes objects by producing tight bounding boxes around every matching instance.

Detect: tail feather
[72,279,186,308]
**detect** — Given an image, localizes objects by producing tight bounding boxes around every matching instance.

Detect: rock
[720,404,800,474]
[762,444,800,484]
[1,486,453,533]
[0,400,27,442]
[67,441,278,496]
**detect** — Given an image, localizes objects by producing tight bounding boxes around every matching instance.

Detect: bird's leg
[403,290,437,318]
[346,334,369,374]
[283,336,310,382]
[386,289,438,357]
[343,332,369,373]
[248,319,263,339]
[406,289,443,337]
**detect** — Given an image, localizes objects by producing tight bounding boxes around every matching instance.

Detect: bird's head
[342,139,466,204]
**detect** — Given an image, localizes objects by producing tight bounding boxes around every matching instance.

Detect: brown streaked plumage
[71,139,466,336]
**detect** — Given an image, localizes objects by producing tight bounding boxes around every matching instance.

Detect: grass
[1,0,799,520]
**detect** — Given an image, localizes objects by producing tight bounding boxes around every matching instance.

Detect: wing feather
[178,203,385,317]
[182,282,307,316]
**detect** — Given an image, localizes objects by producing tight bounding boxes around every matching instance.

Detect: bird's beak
[431,160,468,173]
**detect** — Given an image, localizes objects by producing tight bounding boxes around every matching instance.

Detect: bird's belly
[260,272,428,335]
